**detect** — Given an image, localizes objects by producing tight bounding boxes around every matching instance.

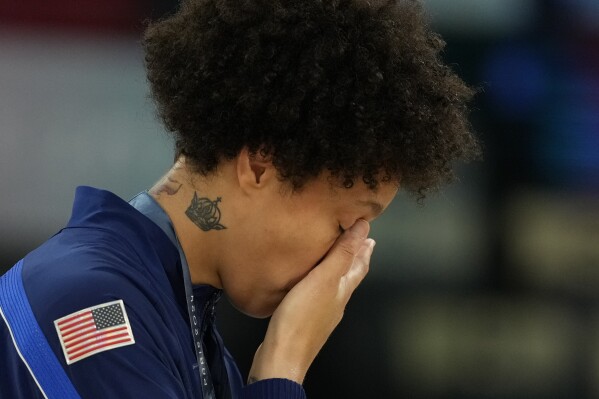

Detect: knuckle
[337,237,360,259]
[338,245,355,259]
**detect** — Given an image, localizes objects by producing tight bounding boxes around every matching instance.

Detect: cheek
[254,222,337,283]
[288,227,338,269]
[219,223,337,317]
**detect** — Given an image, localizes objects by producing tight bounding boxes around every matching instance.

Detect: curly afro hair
[143,0,480,198]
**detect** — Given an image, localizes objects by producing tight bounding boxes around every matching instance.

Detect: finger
[325,219,370,276]
[343,238,375,293]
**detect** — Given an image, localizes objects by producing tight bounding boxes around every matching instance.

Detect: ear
[236,147,276,193]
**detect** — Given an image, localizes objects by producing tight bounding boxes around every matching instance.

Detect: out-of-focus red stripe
[0,0,146,33]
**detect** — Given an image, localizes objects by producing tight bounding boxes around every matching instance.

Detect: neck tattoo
[185,192,227,231]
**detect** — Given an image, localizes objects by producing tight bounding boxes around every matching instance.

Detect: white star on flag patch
[54,299,135,364]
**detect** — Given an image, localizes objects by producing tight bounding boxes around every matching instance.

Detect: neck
[149,159,226,287]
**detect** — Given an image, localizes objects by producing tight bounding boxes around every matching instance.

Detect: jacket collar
[66,186,219,312]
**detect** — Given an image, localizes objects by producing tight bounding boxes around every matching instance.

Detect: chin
[224,291,284,319]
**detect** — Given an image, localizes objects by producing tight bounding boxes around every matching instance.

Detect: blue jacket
[0,186,306,399]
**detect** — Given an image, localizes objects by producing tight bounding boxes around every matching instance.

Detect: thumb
[324,219,370,276]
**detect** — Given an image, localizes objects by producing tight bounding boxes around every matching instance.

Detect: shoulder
[22,223,181,330]
[24,226,146,309]
[12,228,197,398]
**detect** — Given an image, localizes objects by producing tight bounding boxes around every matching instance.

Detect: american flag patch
[54,300,135,364]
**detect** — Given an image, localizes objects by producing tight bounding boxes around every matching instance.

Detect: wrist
[248,341,309,385]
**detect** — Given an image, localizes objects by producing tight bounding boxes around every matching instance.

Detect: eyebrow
[355,199,384,217]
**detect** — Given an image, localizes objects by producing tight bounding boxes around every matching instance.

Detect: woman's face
[220,172,398,318]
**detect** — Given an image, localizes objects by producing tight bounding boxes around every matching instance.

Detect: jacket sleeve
[21,256,202,398]
[241,379,307,399]
[36,295,198,398]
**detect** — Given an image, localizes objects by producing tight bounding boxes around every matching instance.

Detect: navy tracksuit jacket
[0,187,305,399]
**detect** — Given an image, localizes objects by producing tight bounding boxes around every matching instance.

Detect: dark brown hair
[143,0,480,198]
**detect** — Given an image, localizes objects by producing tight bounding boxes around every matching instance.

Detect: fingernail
[350,219,370,238]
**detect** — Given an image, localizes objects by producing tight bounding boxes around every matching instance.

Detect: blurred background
[1,0,598,398]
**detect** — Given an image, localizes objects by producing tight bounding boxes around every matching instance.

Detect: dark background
[1,0,598,398]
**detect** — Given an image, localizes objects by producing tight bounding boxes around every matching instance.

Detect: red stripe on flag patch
[54,299,135,364]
